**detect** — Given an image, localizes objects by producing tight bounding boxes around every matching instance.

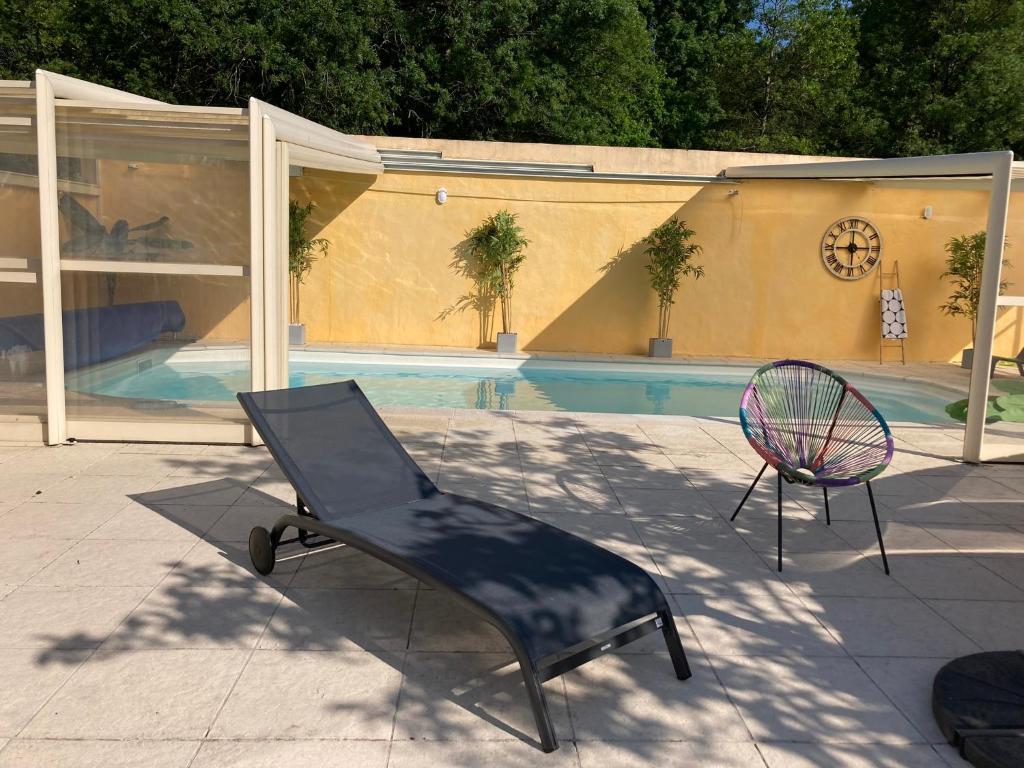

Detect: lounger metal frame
[249,500,691,752]
[238,385,692,753]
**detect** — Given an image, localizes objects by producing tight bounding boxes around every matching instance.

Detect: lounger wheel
[249,526,276,575]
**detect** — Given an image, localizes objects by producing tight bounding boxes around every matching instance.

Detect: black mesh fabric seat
[238,381,691,752]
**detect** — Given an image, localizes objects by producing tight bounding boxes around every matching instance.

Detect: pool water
[70,357,960,424]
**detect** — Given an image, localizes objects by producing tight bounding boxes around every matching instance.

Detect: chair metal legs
[866,481,891,575]
[731,462,768,521]
[732,469,890,575]
[777,471,783,572]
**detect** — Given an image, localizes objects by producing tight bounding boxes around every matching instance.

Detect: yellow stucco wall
[291,167,1023,363]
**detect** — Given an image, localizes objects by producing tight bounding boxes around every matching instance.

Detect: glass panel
[55,105,251,423]
[61,272,250,423]
[980,190,1024,462]
[0,88,46,421]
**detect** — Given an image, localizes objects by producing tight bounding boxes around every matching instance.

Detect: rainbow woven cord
[739,360,894,488]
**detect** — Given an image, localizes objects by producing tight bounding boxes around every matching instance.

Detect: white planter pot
[496,332,518,354]
[649,338,673,358]
[289,323,306,346]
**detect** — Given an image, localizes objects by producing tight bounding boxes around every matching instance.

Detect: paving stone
[889,554,1024,600]
[394,652,571,744]
[926,599,1024,650]
[23,649,247,739]
[408,590,510,653]
[0,739,198,767]
[190,739,387,768]
[389,739,579,767]
[805,597,979,657]
[758,742,956,767]
[564,654,748,742]
[87,503,226,541]
[0,649,88,736]
[289,544,417,589]
[259,588,414,651]
[857,656,951,743]
[0,539,76,585]
[677,592,844,657]
[27,539,194,587]
[713,655,921,744]
[211,650,403,739]
[0,585,148,649]
[103,583,282,650]
[0,501,121,540]
[653,549,787,596]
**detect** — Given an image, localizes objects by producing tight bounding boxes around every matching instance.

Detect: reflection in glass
[0,90,46,420]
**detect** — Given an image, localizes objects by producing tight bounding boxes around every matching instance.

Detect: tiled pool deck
[0,407,1022,766]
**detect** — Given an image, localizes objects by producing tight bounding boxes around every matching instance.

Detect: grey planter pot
[289,323,306,346]
[496,332,518,354]
[961,348,974,369]
[649,338,673,358]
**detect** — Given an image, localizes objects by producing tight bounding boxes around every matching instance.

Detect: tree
[709,0,873,154]
[0,0,398,134]
[854,0,1024,157]
[640,0,753,148]
[391,0,665,146]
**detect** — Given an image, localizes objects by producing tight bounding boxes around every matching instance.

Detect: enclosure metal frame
[21,71,381,445]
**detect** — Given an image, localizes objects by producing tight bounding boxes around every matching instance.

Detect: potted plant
[643,219,704,357]
[466,209,528,353]
[939,231,1010,368]
[288,200,330,346]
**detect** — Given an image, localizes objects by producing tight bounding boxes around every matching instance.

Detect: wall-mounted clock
[821,217,882,280]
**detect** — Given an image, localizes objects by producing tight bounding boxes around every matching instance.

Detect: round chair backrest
[739,360,894,486]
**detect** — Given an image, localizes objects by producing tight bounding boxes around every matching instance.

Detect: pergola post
[963,151,1015,463]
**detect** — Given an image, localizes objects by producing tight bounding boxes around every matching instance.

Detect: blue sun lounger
[238,381,691,752]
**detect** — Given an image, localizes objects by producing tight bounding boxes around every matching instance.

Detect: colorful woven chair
[733,360,893,574]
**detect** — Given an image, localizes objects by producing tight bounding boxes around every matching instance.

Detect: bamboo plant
[643,219,704,340]
[288,200,330,325]
[466,209,528,337]
[939,231,1009,339]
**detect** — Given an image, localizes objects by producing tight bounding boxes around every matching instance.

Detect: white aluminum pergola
[725,151,1022,463]
[21,70,383,445]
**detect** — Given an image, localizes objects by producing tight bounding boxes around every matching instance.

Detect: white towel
[881,288,908,339]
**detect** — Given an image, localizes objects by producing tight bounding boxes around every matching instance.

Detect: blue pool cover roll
[0,301,186,370]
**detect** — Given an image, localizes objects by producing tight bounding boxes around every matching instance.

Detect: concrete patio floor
[0,408,1022,766]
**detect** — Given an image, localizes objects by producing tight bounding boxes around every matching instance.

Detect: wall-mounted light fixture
[727,189,740,197]
[922,205,933,220]
[436,187,448,205]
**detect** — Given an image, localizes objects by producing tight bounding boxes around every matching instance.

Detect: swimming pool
[67,351,961,424]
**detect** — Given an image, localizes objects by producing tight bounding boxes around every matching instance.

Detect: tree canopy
[2,0,1022,156]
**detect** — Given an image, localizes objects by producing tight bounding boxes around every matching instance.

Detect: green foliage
[288,200,329,324]
[939,231,1010,338]
[643,219,704,338]
[3,0,1024,156]
[710,0,875,154]
[465,210,528,334]
[855,0,1024,157]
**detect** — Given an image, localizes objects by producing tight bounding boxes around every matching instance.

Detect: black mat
[933,651,1024,767]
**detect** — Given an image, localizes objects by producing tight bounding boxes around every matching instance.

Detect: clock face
[821,217,882,280]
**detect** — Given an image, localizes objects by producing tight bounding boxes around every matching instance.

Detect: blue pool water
[70,357,960,424]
